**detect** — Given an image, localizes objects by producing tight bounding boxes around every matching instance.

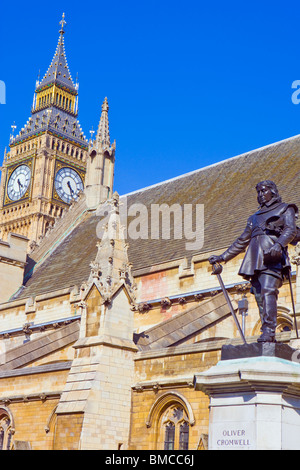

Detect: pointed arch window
[146,392,195,451]
[162,405,190,450]
[0,409,15,450]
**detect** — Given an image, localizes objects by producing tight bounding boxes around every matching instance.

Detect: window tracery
[162,405,190,450]
[0,409,14,450]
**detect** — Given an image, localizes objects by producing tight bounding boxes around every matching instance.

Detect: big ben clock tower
[0,14,88,248]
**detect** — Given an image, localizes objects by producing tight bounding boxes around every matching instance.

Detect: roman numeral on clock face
[54,167,84,204]
[7,164,31,201]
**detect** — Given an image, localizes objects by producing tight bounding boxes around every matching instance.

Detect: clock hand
[17,178,24,189]
[67,180,74,195]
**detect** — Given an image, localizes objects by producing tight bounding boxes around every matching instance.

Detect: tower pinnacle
[85,98,116,208]
[96,97,110,149]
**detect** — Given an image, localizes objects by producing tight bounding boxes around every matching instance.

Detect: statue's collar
[256,199,283,214]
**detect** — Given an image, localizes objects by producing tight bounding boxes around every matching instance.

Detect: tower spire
[37,13,76,92]
[0,14,88,248]
[96,97,110,149]
[85,98,116,208]
[9,15,88,148]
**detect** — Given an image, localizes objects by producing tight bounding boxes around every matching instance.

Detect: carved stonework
[292,244,300,266]
[194,293,204,301]
[161,298,172,308]
[138,303,151,313]
[87,193,136,304]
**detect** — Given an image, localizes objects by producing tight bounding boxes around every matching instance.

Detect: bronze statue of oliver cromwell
[209,180,299,343]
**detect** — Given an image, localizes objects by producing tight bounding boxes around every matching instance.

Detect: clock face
[54,167,84,204]
[7,164,31,201]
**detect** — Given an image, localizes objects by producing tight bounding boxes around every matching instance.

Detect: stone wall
[130,346,221,450]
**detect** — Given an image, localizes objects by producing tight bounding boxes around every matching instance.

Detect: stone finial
[96,97,110,149]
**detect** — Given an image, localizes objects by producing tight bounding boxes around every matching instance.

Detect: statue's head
[256,180,281,206]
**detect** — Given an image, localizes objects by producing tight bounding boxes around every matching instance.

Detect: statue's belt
[251,227,271,238]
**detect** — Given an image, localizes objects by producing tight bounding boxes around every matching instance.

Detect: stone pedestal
[194,343,300,450]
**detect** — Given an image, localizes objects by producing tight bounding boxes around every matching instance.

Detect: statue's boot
[252,273,282,343]
[257,274,282,342]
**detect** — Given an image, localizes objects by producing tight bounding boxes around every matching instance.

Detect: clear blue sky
[1,0,300,195]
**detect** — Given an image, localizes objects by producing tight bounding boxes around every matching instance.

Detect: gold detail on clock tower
[0,14,88,249]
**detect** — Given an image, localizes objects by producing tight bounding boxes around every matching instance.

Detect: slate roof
[11,107,88,148]
[125,134,300,272]
[37,32,77,93]
[15,133,300,300]
[18,212,98,299]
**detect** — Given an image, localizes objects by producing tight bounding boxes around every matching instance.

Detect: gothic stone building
[0,18,299,450]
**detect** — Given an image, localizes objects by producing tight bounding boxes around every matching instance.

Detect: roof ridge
[23,195,89,284]
[121,133,300,197]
